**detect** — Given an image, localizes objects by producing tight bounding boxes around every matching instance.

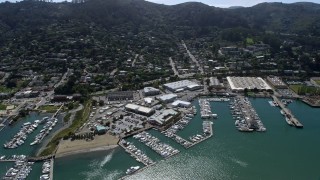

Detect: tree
[99,100,104,106]
[92,99,97,106]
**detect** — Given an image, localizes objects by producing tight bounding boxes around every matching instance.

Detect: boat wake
[231,157,248,168]
[82,151,116,180]
[100,150,114,167]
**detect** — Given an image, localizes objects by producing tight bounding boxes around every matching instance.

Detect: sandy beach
[55,134,119,158]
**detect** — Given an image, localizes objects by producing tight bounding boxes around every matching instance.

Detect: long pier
[53,104,64,118]
[187,121,213,148]
[272,96,303,128]
[49,158,54,180]
[118,140,154,166]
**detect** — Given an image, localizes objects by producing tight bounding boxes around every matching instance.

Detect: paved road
[35,70,70,109]
[181,41,204,74]
[132,54,139,67]
[169,57,179,77]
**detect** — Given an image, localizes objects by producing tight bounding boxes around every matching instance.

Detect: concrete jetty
[49,158,54,180]
[27,155,54,162]
[272,96,303,128]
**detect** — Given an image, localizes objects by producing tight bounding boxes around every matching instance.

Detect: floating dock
[272,96,303,128]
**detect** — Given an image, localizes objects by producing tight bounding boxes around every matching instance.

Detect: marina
[52,99,320,180]
[230,96,266,132]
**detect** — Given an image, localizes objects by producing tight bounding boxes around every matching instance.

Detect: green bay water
[54,98,320,180]
[0,112,64,179]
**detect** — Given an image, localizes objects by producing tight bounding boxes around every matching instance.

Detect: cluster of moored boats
[3,120,41,149]
[165,115,192,134]
[230,97,266,132]
[163,131,192,148]
[30,117,58,146]
[39,160,51,180]
[120,140,154,166]
[202,121,212,134]
[133,132,179,158]
[199,99,217,119]
[125,166,140,175]
[3,159,33,180]
[188,122,212,143]
[280,110,294,126]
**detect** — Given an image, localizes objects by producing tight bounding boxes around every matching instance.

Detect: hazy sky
[0,0,319,7]
[145,0,319,7]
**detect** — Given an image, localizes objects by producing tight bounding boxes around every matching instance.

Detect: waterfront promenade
[272,96,303,128]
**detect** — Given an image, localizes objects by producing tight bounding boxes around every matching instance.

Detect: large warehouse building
[125,103,155,116]
[227,76,271,91]
[163,80,202,92]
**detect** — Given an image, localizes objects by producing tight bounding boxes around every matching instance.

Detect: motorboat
[125,166,140,175]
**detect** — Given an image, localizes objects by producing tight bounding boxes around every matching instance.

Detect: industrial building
[107,91,135,101]
[266,76,287,89]
[227,76,271,92]
[143,87,161,96]
[209,77,224,88]
[157,94,178,103]
[163,80,202,92]
[125,103,155,116]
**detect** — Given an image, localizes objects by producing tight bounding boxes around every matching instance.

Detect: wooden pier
[272,96,303,128]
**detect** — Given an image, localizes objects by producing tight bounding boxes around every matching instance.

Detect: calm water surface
[51,98,320,179]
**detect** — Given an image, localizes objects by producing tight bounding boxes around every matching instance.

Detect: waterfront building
[157,94,178,103]
[95,125,109,135]
[266,76,287,89]
[148,109,178,125]
[227,76,271,92]
[172,100,191,108]
[125,103,155,116]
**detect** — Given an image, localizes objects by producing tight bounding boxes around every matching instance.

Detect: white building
[172,100,191,108]
[227,76,271,92]
[125,103,155,116]
[163,80,201,92]
[157,94,178,103]
[144,97,153,105]
[143,87,161,96]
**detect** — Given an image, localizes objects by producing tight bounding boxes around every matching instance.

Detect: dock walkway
[187,121,213,148]
[272,96,303,128]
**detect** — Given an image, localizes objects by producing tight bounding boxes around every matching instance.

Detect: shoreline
[55,144,118,158]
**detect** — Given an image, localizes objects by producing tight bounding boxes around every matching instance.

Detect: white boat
[285,117,293,126]
[280,110,285,115]
[125,166,140,175]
